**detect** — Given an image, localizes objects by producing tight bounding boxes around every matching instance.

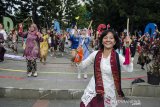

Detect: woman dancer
[69,26,80,65]
[0,33,6,62]
[77,28,91,79]
[79,30,133,107]
[40,28,49,65]
[19,24,43,77]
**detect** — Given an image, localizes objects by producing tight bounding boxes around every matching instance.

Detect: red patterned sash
[94,49,124,97]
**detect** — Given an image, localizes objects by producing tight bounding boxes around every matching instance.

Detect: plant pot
[147,72,160,85]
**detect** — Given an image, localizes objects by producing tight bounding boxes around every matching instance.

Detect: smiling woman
[79,29,133,107]
[99,30,120,51]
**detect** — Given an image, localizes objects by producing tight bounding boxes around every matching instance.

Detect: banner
[3,17,14,33]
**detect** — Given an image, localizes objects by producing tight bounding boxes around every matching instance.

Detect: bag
[132,78,145,85]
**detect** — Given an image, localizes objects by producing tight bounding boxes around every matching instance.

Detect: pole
[127,18,129,36]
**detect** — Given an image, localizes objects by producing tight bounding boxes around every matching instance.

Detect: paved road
[0,48,147,90]
[0,45,153,100]
[0,97,160,107]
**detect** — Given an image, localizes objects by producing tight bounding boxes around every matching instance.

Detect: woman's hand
[36,32,42,38]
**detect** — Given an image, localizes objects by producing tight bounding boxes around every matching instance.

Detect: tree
[60,0,79,28]
[38,0,61,28]
[74,5,91,28]
[86,0,160,33]
[0,0,18,23]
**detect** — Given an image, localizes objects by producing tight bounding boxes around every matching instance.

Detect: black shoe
[0,59,4,62]
[141,67,145,70]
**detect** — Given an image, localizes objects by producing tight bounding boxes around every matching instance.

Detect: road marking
[122,76,147,80]
[0,67,92,75]
[32,100,49,107]
[0,68,146,81]
[0,75,24,80]
[0,68,25,72]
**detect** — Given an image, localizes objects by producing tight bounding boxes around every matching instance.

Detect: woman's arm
[78,51,98,69]
[138,35,145,41]
[119,54,133,72]
[18,32,28,38]
[36,32,43,42]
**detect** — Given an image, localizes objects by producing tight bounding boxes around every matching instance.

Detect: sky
[78,0,85,5]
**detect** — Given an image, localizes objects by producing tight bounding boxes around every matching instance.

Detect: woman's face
[102,32,116,49]
[144,37,148,41]
[131,35,135,39]
[81,29,87,36]
[121,32,125,38]
[30,25,35,32]
[47,30,50,34]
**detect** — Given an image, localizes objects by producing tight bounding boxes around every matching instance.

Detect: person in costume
[59,31,66,56]
[18,23,24,46]
[79,30,133,107]
[137,34,151,70]
[152,39,159,59]
[77,28,91,79]
[0,23,8,44]
[0,33,6,62]
[119,32,125,55]
[64,31,71,54]
[69,26,80,65]
[0,23,7,62]
[9,29,18,54]
[130,34,137,60]
[52,33,59,57]
[19,23,43,77]
[40,28,49,65]
[47,29,52,53]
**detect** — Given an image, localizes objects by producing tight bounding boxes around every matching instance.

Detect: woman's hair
[99,29,120,50]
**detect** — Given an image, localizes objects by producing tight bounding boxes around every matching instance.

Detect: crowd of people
[0,22,93,78]
[0,21,160,107]
[0,22,160,75]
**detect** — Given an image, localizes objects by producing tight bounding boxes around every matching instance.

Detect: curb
[0,87,134,99]
[0,87,84,99]
[131,83,160,97]
[0,83,160,99]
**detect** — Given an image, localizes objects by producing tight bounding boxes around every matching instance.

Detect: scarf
[94,49,124,97]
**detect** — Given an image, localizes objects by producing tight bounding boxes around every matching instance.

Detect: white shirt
[0,29,8,40]
[79,51,133,107]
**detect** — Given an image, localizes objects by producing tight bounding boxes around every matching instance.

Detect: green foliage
[86,0,160,32]
[1,0,160,32]
[75,5,91,28]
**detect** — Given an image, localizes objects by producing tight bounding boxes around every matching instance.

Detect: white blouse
[79,51,133,107]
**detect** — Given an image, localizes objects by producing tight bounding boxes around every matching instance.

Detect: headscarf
[28,23,38,35]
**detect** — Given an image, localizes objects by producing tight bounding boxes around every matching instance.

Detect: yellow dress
[40,34,49,58]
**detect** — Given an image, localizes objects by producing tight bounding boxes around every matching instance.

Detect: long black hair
[99,29,120,50]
